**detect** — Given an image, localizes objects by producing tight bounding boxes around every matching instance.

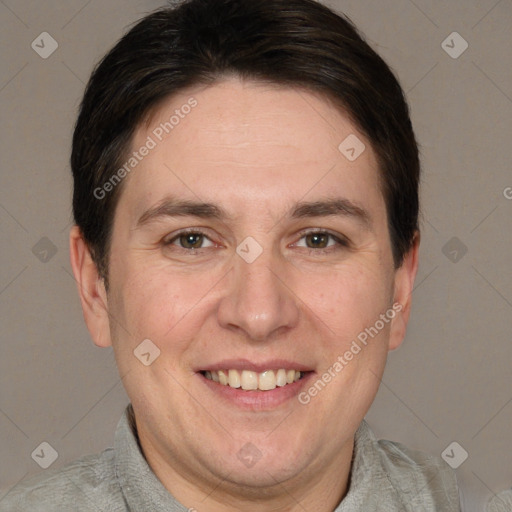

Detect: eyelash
[163,228,350,255]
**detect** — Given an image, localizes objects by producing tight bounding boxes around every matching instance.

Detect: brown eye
[295,230,349,254]
[178,233,204,249]
[305,232,330,249]
[165,230,215,250]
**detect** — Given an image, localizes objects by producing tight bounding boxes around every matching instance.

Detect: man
[0,0,461,510]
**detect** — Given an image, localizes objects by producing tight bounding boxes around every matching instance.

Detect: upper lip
[196,358,314,373]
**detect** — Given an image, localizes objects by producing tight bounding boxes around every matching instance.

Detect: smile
[201,369,305,391]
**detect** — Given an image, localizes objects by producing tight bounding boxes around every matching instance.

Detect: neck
[136,421,355,512]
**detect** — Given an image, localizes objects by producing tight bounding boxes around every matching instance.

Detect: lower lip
[199,372,315,410]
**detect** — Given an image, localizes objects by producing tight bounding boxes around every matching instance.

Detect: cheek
[110,261,216,348]
[304,261,392,336]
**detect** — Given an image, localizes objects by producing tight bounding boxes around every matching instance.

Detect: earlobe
[388,231,420,351]
[69,225,112,348]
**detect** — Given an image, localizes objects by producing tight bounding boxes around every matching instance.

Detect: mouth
[197,361,315,410]
[200,368,307,391]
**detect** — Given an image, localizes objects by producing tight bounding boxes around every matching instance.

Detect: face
[73,77,418,504]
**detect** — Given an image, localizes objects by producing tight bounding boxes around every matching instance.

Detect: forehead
[119,78,384,222]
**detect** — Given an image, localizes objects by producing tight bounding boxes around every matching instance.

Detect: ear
[388,231,420,351]
[69,225,112,348]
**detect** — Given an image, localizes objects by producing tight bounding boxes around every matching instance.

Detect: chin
[200,435,314,491]
[215,458,307,493]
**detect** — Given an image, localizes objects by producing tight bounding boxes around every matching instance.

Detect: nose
[216,246,300,342]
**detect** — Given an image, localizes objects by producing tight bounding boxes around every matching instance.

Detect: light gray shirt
[0,404,461,511]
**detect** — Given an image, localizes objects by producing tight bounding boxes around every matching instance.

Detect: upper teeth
[204,369,302,391]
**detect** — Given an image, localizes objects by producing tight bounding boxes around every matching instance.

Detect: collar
[114,405,458,511]
[336,419,459,510]
[114,404,187,511]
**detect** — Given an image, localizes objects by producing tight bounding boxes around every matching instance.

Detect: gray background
[0,0,510,510]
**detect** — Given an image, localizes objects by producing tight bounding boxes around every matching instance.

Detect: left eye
[294,231,347,251]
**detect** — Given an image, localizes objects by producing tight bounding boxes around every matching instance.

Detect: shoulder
[486,489,512,512]
[0,448,126,512]
[375,435,460,510]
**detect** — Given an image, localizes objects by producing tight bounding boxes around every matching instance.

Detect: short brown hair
[71,0,420,283]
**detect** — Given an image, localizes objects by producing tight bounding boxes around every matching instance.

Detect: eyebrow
[135,196,372,229]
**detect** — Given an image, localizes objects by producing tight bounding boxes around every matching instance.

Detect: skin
[70,77,419,512]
